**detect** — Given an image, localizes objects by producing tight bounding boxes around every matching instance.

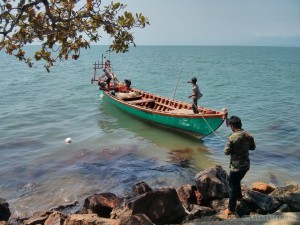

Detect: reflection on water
[167,148,193,167]
[97,99,216,171]
[98,99,205,147]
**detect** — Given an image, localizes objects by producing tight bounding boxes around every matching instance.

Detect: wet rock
[275,203,291,213]
[65,214,119,225]
[284,191,300,211]
[244,190,281,213]
[176,184,201,208]
[188,205,216,217]
[119,214,154,225]
[269,184,300,197]
[210,198,229,211]
[83,193,122,218]
[23,211,52,225]
[111,187,186,225]
[132,181,153,197]
[0,198,11,222]
[44,212,66,225]
[269,184,300,199]
[252,181,275,194]
[50,201,80,215]
[194,165,229,204]
[269,184,300,211]
[183,205,217,222]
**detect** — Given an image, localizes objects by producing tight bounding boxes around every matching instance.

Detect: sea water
[0,46,300,217]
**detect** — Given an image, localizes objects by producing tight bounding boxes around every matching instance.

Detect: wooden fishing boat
[92,61,228,137]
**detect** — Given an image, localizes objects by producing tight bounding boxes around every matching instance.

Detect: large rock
[0,198,10,222]
[119,214,154,225]
[269,184,300,199]
[244,190,282,213]
[284,192,300,212]
[176,184,201,208]
[65,214,119,225]
[269,184,300,211]
[252,182,275,194]
[83,193,122,218]
[111,187,186,225]
[132,181,153,197]
[23,211,52,225]
[188,205,216,217]
[270,184,300,212]
[44,212,66,225]
[194,165,229,203]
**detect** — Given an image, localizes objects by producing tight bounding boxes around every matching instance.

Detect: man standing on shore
[223,116,256,218]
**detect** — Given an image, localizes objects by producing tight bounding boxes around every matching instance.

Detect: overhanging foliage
[0,0,149,71]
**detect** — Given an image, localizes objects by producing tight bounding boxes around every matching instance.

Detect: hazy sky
[102,0,300,46]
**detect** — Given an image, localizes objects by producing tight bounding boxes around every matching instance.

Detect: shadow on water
[77,150,198,195]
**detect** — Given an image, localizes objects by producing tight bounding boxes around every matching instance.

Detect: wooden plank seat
[128,99,155,105]
[153,103,177,110]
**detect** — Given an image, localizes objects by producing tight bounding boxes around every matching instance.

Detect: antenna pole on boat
[173,71,181,100]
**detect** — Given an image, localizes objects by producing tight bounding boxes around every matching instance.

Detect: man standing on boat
[188,77,203,113]
[102,69,113,89]
[223,116,256,218]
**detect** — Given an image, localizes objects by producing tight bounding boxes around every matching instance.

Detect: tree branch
[1,0,43,36]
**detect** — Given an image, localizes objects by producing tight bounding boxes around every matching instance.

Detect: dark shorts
[106,78,112,85]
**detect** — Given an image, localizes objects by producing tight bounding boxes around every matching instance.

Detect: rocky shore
[1,165,299,225]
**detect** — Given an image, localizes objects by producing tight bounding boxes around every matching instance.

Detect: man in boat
[124,79,132,91]
[223,116,256,218]
[102,69,113,89]
[104,60,112,71]
[188,77,203,113]
[118,79,132,93]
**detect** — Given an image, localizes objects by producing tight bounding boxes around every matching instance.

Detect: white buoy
[64,137,72,144]
[100,93,104,98]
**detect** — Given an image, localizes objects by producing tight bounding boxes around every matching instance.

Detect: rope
[192,102,227,143]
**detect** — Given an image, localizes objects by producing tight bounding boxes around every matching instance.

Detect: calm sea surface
[1,46,300,217]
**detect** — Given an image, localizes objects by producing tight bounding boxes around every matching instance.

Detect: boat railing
[121,88,223,115]
[92,62,105,82]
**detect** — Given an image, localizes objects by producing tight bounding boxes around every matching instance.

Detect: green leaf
[113,2,120,9]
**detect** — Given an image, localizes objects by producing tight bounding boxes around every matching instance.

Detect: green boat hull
[102,91,224,137]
